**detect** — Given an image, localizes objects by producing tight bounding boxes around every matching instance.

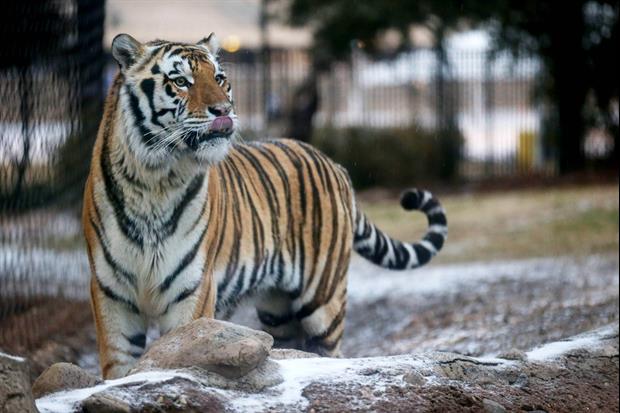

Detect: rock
[34,324,620,413]
[497,349,527,361]
[483,398,507,413]
[430,352,505,384]
[0,351,38,413]
[32,362,101,398]
[81,392,131,413]
[403,370,426,386]
[270,348,318,360]
[189,358,283,392]
[131,318,273,379]
[81,376,227,413]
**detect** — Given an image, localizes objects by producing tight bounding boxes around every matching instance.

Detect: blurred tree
[285,0,619,174]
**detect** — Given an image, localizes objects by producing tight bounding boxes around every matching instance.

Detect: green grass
[359,185,619,263]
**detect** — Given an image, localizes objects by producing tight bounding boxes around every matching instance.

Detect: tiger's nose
[207,103,231,117]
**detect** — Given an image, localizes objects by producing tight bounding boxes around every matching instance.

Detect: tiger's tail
[353,188,448,270]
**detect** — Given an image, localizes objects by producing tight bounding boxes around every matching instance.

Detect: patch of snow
[347,254,618,303]
[35,370,195,413]
[0,351,25,362]
[526,325,618,362]
[229,355,427,412]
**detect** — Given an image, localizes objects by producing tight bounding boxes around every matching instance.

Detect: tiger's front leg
[90,277,147,379]
[157,272,217,335]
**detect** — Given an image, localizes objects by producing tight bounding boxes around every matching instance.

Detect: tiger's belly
[212,248,303,319]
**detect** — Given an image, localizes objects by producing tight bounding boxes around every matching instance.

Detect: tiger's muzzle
[184,115,234,150]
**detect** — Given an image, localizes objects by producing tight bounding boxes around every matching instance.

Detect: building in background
[104,2,551,178]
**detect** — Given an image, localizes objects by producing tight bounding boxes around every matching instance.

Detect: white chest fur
[92,161,209,319]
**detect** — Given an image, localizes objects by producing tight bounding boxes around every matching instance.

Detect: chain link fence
[0,0,104,360]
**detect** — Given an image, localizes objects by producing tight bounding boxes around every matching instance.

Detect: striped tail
[353,188,448,270]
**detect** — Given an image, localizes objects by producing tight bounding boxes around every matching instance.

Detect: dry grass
[359,184,619,264]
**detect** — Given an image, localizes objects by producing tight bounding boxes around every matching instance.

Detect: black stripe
[161,173,205,238]
[159,226,208,293]
[96,276,140,315]
[236,146,281,237]
[424,232,445,250]
[125,85,154,148]
[117,154,148,190]
[305,303,346,343]
[305,329,343,354]
[421,198,440,213]
[162,282,201,315]
[227,152,266,291]
[164,83,176,98]
[89,217,137,289]
[274,142,307,220]
[140,78,176,130]
[217,161,244,302]
[428,213,448,226]
[125,333,146,348]
[100,136,144,248]
[297,146,324,285]
[184,198,208,236]
[257,310,294,327]
[372,233,389,264]
[393,242,411,268]
[413,244,432,266]
[229,265,247,304]
[253,144,296,287]
[274,143,307,296]
[133,46,164,73]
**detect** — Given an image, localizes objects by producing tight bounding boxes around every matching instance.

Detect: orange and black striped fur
[83,33,448,379]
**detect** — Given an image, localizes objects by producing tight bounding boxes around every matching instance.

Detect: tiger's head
[112,33,237,167]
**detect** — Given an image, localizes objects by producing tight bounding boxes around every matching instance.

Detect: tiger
[82,33,448,379]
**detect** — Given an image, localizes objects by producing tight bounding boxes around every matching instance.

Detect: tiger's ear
[198,33,220,56]
[112,34,144,71]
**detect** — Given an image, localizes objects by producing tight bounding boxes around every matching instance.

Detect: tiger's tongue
[210,116,233,133]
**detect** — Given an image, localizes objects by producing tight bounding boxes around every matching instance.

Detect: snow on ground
[0,351,25,362]
[347,253,617,302]
[229,355,429,412]
[36,370,195,413]
[32,354,455,412]
[526,324,618,362]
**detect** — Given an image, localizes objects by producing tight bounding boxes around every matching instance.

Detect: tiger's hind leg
[255,289,303,349]
[294,260,349,357]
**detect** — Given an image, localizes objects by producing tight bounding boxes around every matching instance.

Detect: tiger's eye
[174,77,188,87]
[215,74,226,84]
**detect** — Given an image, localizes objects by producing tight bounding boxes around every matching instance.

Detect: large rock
[131,318,273,379]
[32,362,101,398]
[0,351,38,413]
[79,375,228,413]
[35,324,619,413]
